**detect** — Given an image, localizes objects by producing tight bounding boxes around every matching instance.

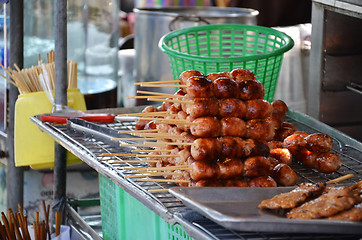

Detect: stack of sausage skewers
[109,68,342,190]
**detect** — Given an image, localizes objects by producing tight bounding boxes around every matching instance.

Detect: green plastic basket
[159,24,294,102]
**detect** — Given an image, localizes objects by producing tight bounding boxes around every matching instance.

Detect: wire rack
[31,110,362,240]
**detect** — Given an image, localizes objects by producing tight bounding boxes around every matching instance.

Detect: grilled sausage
[314,152,342,173]
[230,68,256,83]
[245,99,273,120]
[248,176,277,187]
[220,117,247,137]
[219,98,247,118]
[238,79,265,100]
[190,117,221,137]
[213,77,239,99]
[273,163,298,186]
[305,133,334,153]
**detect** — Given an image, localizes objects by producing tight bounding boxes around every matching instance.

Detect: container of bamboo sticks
[14,88,86,169]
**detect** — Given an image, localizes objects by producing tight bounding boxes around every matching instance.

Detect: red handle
[41,113,115,123]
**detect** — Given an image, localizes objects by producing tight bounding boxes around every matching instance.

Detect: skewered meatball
[272,163,298,186]
[213,77,239,99]
[270,148,292,165]
[179,70,205,85]
[186,76,213,98]
[219,98,247,118]
[243,156,274,178]
[190,117,221,138]
[245,99,273,119]
[182,98,219,119]
[283,131,308,154]
[217,158,244,179]
[239,79,265,100]
[267,99,289,129]
[194,179,223,187]
[305,133,334,153]
[266,141,283,150]
[248,176,277,187]
[230,68,255,83]
[190,161,220,181]
[223,178,248,187]
[191,138,222,162]
[220,117,247,137]
[206,72,230,81]
[294,148,318,168]
[314,152,342,173]
[246,119,275,141]
[135,106,157,130]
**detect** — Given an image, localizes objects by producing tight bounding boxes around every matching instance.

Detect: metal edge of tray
[30,115,175,225]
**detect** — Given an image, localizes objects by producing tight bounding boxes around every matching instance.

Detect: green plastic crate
[99,174,194,240]
[159,24,294,102]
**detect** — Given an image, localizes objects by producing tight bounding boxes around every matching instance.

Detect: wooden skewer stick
[130,132,185,139]
[106,159,160,163]
[139,84,186,88]
[136,90,178,97]
[148,189,169,193]
[111,137,159,141]
[134,80,180,85]
[125,171,184,178]
[138,117,191,123]
[127,95,168,99]
[117,111,171,116]
[118,129,158,134]
[123,165,191,171]
[131,149,172,153]
[326,174,354,184]
[120,142,194,147]
[55,211,61,237]
[147,98,193,104]
[102,153,178,158]
[135,178,190,183]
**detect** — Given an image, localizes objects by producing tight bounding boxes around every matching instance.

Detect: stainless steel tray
[170,187,362,234]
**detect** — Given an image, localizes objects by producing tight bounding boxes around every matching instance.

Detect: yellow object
[14,88,87,169]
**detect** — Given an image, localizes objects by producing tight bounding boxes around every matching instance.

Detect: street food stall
[1,0,362,239]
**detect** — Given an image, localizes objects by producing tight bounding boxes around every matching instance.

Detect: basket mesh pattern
[159,24,293,102]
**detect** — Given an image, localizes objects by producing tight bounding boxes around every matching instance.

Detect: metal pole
[7,0,24,211]
[53,0,67,222]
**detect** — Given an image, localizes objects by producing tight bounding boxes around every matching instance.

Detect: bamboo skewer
[111,137,159,141]
[55,212,61,237]
[122,165,191,171]
[118,129,158,134]
[130,133,185,139]
[120,142,194,147]
[137,90,178,96]
[106,159,160,163]
[135,178,190,183]
[117,111,172,116]
[326,174,354,184]
[134,80,180,85]
[131,149,172,153]
[125,171,184,178]
[147,98,193,104]
[102,153,178,158]
[139,84,186,88]
[148,189,169,193]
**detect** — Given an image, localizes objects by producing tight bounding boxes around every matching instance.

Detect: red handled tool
[41,112,115,123]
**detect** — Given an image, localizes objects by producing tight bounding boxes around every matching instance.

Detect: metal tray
[170,187,362,234]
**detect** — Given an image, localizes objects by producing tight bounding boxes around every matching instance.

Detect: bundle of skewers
[109,68,342,190]
[0,50,78,94]
[258,177,362,221]
[0,201,62,240]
